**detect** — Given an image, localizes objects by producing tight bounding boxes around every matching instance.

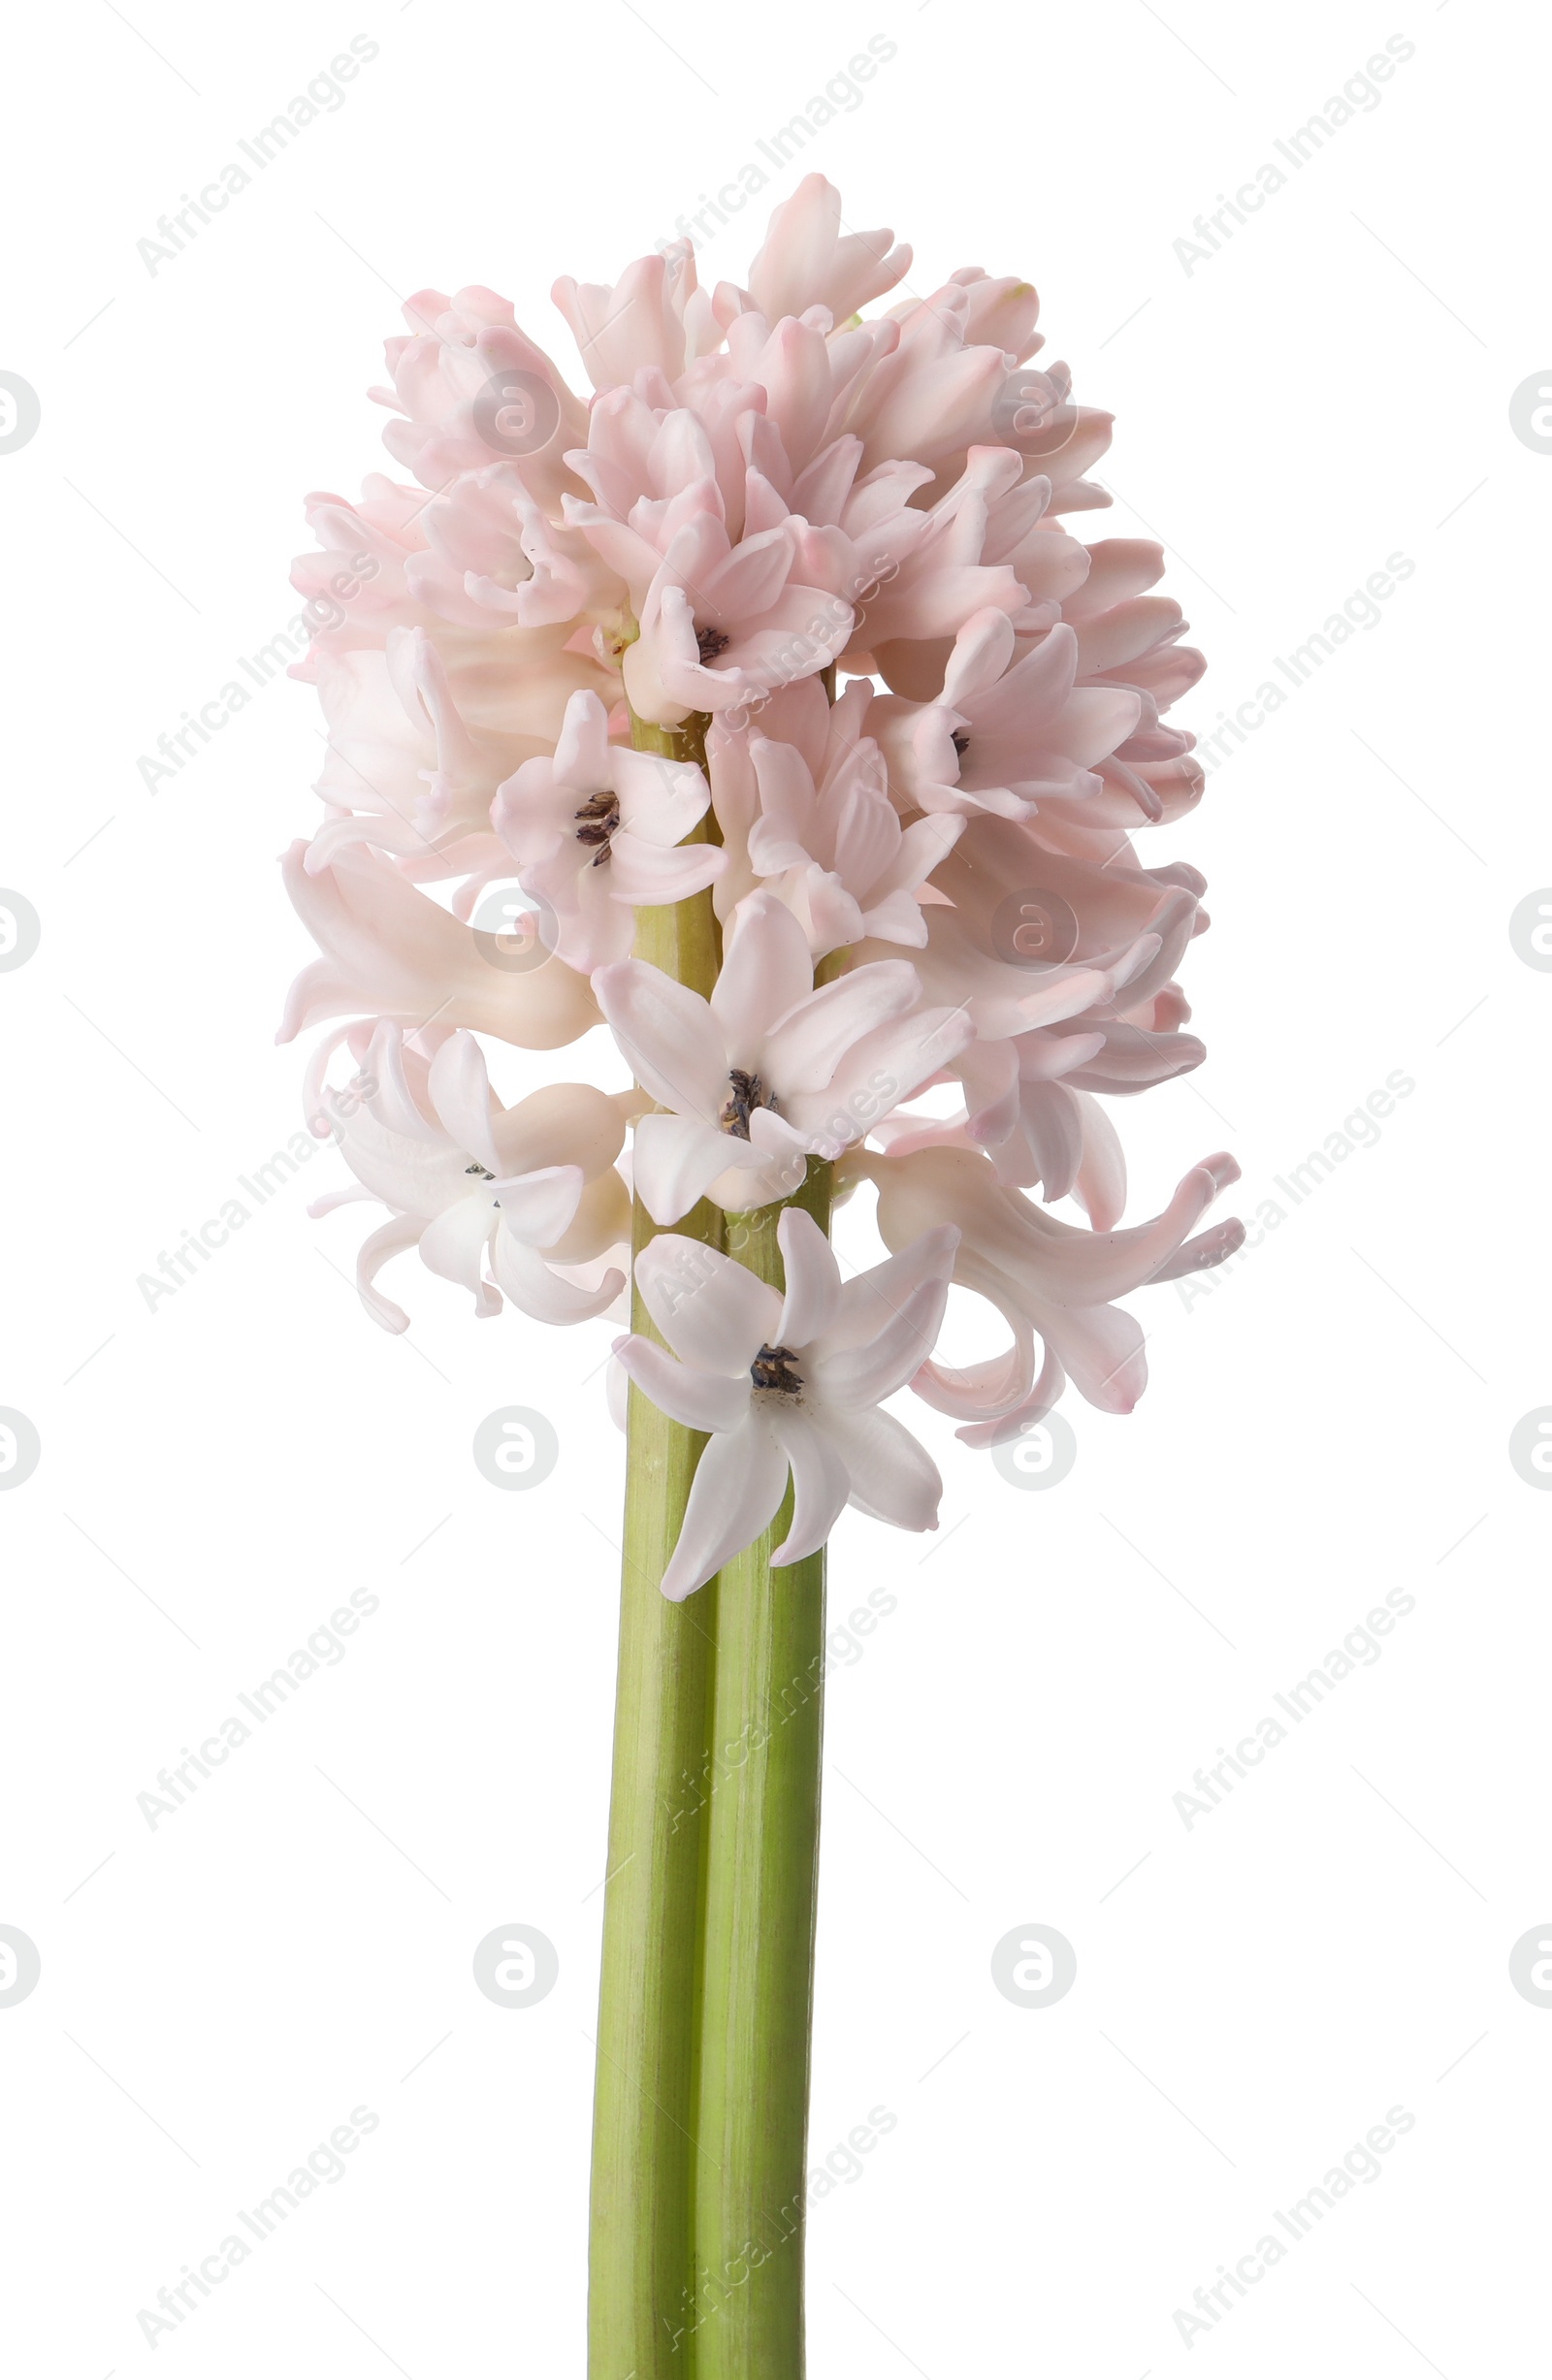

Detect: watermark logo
[1509,373,1552,455]
[1509,1927,1552,2006]
[470,882,558,974]
[0,1410,41,1490]
[1508,889,1552,969]
[473,1406,559,1490]
[472,1924,559,2007]
[1509,1408,1552,1488]
[0,1925,41,2008]
[988,370,1087,466]
[0,374,40,456]
[991,1413,1078,1491]
[991,1923,1077,2008]
[473,369,561,458]
[0,890,40,970]
[990,887,1079,968]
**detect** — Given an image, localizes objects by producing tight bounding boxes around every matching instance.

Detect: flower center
[721,1068,775,1140]
[696,625,730,663]
[951,730,970,758]
[573,789,620,866]
[751,1343,803,1395]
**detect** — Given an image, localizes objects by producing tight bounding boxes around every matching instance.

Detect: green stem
[589,707,721,2380]
[694,1167,832,2379]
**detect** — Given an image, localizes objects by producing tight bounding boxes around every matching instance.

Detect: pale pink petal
[775,1206,841,1347]
[1031,1297,1147,1412]
[418,1195,501,1317]
[661,1419,789,1600]
[491,1164,584,1249]
[607,832,727,907]
[823,1224,960,1356]
[365,1019,442,1142]
[760,962,921,1094]
[427,1031,501,1172]
[594,961,728,1122]
[825,1405,943,1530]
[1072,1088,1126,1230]
[614,1335,754,1433]
[307,1185,377,1218]
[632,1113,768,1226]
[355,1213,422,1334]
[811,1278,949,1408]
[786,1004,975,1154]
[954,1344,1066,1450]
[553,688,614,790]
[633,1235,782,1371]
[493,1234,624,1323]
[768,1409,851,1565]
[613,747,712,845]
[913,1321,1038,1423]
[710,890,815,1064]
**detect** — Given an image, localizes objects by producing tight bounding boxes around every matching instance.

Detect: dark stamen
[720,1068,772,1140]
[751,1343,803,1395]
[951,731,970,758]
[465,1163,495,1178]
[573,789,620,866]
[696,625,730,663]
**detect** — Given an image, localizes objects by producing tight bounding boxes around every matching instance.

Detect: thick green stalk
[590,709,721,2380]
[693,1167,833,2379]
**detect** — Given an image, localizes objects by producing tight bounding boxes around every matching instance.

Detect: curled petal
[355,1213,423,1334]
[912,1315,1037,1424]
[493,1235,624,1324]
[954,1343,1067,1451]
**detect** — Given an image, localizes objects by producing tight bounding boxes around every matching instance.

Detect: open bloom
[616,1207,957,1598]
[566,437,855,725]
[491,688,724,970]
[308,1022,630,1330]
[870,608,1142,823]
[595,890,973,1221]
[708,681,962,956]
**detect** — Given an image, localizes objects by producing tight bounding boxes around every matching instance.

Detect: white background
[1,2,1546,2372]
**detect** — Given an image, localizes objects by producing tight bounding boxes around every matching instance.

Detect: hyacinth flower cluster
[279,175,1240,2377]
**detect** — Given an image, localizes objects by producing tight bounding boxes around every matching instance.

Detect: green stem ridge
[694,1174,832,2380]
[591,699,830,2377]
[589,708,722,2380]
